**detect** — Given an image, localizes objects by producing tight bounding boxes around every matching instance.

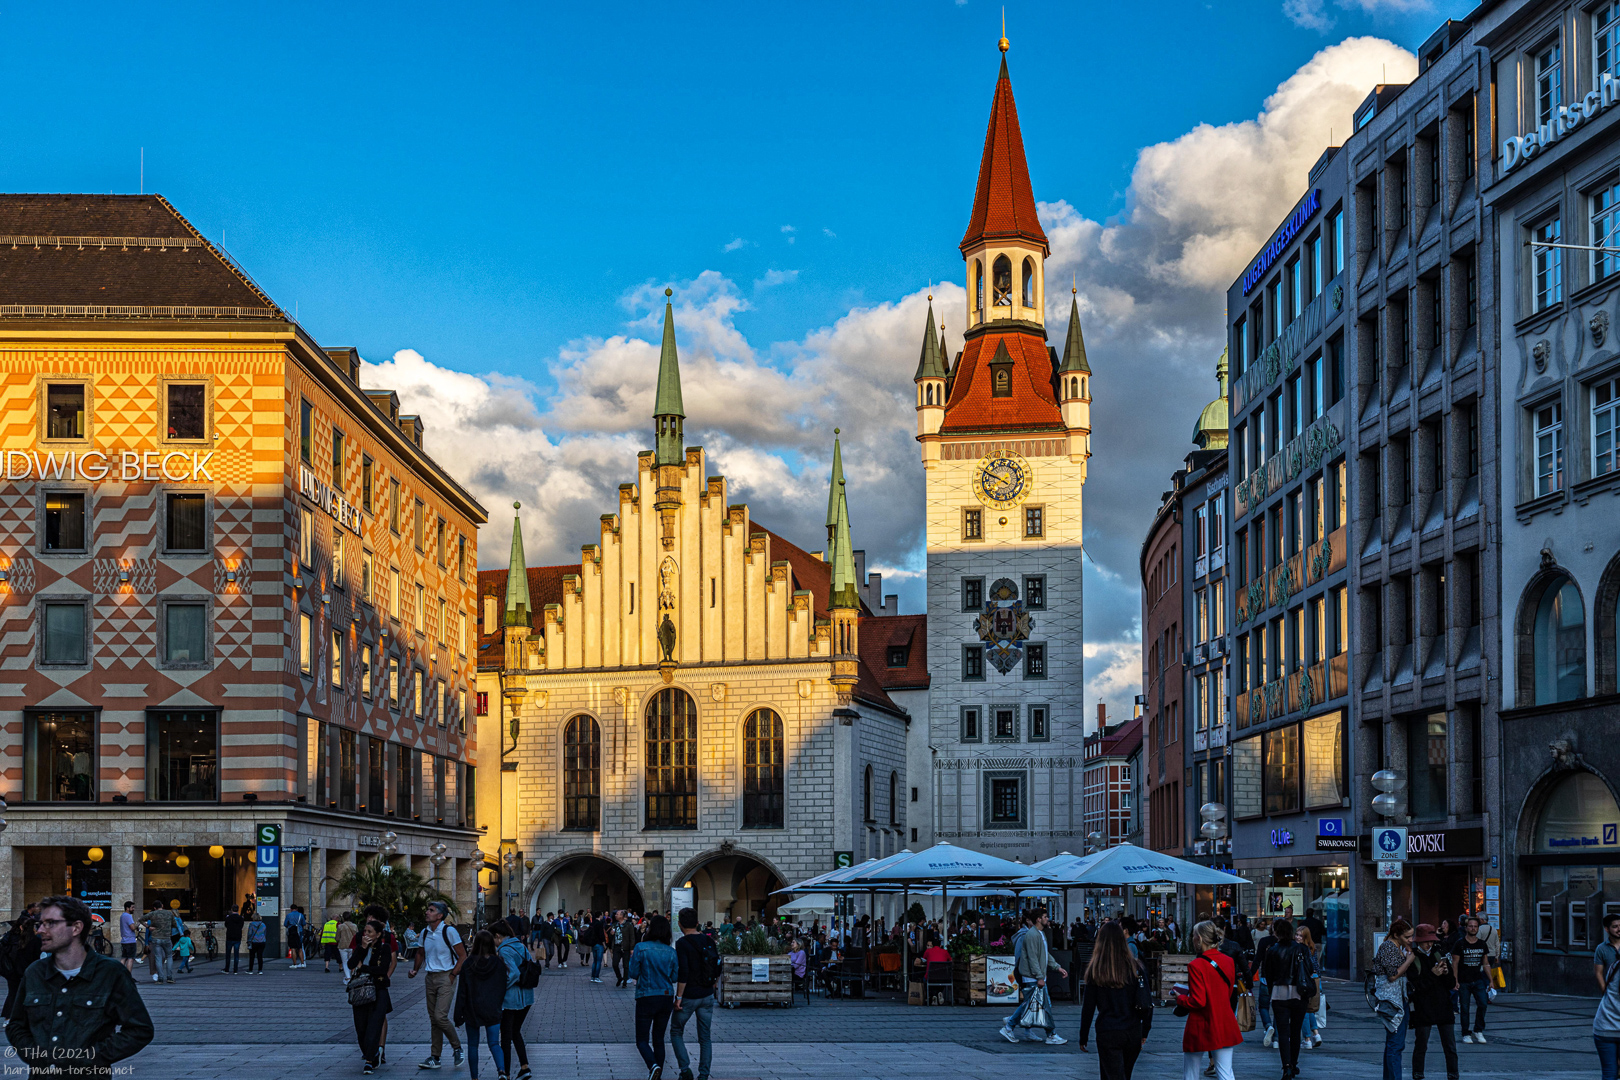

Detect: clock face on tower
[972,450,1032,508]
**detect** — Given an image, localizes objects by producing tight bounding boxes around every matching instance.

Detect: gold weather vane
[999,7,1009,52]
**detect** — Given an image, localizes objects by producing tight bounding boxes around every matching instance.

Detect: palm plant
[329,859,459,928]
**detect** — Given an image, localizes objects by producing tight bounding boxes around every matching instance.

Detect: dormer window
[993,256,1013,307]
[994,368,1011,395]
[888,645,909,668]
[1022,257,1036,307]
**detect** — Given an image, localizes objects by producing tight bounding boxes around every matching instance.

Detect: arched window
[926,384,934,405]
[1597,550,1620,695]
[1081,376,1088,397]
[1531,574,1587,705]
[1022,257,1036,307]
[646,688,698,828]
[888,771,899,825]
[742,708,784,829]
[973,259,984,313]
[563,715,601,831]
[992,255,1013,307]
[863,764,874,822]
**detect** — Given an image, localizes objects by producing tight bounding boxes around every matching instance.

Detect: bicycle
[203,923,218,962]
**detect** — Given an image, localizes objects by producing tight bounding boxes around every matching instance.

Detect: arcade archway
[529,854,645,918]
[673,852,785,925]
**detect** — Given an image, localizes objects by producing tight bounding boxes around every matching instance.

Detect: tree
[330,859,459,929]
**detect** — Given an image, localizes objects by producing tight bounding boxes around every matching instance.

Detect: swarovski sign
[1501,73,1620,173]
[3,448,213,482]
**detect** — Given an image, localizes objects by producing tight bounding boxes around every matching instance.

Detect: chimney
[1096,702,1108,735]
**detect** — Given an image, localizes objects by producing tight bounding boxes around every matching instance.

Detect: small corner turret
[653,289,685,549]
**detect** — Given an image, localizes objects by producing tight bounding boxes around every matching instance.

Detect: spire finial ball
[834,427,841,435]
[999,36,1009,52]
[513,501,521,510]
[664,287,672,297]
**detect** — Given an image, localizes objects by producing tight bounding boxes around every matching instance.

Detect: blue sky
[0,0,1474,719]
[4,0,1459,364]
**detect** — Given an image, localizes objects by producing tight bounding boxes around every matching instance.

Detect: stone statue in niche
[657,614,677,665]
[659,557,677,613]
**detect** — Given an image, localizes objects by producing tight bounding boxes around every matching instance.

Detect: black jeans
[501,1004,531,1069]
[1412,1022,1458,1080]
[353,987,393,1066]
[224,940,241,971]
[613,949,630,985]
[1273,997,1307,1069]
[247,943,265,972]
[1095,1025,1143,1080]
[635,994,675,1071]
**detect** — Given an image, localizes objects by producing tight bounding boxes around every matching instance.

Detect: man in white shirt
[408,901,465,1070]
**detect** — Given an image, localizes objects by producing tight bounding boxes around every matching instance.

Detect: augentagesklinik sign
[4,448,214,482]
[1241,189,1322,297]
[1501,72,1620,174]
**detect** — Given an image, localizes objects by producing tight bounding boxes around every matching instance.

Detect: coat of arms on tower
[974,577,1033,674]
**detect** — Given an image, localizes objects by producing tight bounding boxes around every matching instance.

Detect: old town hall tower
[909,39,1091,862]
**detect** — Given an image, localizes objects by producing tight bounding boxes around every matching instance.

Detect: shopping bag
[1234,985,1257,1032]
[1493,965,1506,990]
[1316,993,1328,1029]
[1016,986,1052,1032]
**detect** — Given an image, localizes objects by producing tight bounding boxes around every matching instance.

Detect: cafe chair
[923,960,955,1006]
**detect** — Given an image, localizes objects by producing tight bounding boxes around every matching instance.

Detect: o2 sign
[1270,828,1295,848]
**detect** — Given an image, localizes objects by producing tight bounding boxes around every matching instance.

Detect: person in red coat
[1174,920,1242,1080]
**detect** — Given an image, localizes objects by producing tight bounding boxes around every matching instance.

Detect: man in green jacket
[5,894,154,1077]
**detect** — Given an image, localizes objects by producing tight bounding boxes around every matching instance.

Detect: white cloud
[781,224,797,245]
[372,37,1415,722]
[1285,0,1430,31]
[823,228,837,238]
[755,268,799,290]
[723,237,750,252]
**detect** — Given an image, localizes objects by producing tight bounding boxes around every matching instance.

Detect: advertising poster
[1265,887,1304,919]
[985,955,1019,1004]
[671,886,694,917]
[751,958,770,982]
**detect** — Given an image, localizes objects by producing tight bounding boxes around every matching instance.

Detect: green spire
[913,298,948,381]
[828,475,859,611]
[503,501,531,627]
[654,289,685,466]
[826,428,845,534]
[1058,290,1091,374]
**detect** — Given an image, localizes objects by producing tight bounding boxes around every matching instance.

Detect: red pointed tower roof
[960,53,1049,256]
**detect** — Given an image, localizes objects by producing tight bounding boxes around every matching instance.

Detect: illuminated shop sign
[298,464,363,535]
[1241,189,1321,296]
[1501,73,1620,174]
[3,448,213,482]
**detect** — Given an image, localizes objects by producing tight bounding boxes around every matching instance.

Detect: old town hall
[476,40,1089,920]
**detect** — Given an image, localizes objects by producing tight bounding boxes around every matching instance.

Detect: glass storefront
[1240,863,1351,977]
[1530,771,1620,956]
[141,846,254,920]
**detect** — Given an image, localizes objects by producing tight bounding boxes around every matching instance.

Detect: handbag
[1234,983,1257,1032]
[347,973,377,1007]
[1016,985,1053,1031]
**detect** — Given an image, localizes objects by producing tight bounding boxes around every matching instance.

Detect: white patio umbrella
[778,893,837,914]
[1026,843,1239,887]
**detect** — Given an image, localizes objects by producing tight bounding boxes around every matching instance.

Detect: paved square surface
[5,952,1603,1078]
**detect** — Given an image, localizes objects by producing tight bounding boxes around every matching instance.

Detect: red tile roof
[940,328,1064,434]
[752,526,872,619]
[960,57,1049,256]
[858,614,929,691]
[475,564,574,671]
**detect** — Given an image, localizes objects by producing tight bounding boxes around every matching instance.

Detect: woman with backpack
[1261,918,1311,1078]
[492,920,534,1080]
[453,930,507,1080]
[1077,922,1153,1080]
[628,914,679,1080]
[1172,920,1241,1080]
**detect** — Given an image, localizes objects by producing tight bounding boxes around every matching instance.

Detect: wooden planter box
[1157,953,1194,1003]
[952,955,986,1004]
[719,955,792,1007]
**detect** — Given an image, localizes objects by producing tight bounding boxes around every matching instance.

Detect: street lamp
[1372,769,1404,926]
[430,841,449,891]
[378,830,399,874]
[501,851,518,918]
